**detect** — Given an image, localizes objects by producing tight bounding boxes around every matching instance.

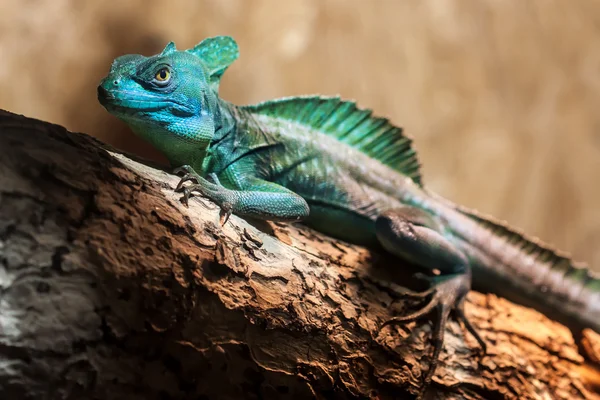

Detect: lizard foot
[381,272,486,400]
[176,186,232,226]
[174,165,202,191]
[173,166,234,226]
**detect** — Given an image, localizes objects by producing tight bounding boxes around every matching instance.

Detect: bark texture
[0,110,598,399]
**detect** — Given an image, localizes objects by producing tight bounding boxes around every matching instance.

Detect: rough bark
[0,109,598,400]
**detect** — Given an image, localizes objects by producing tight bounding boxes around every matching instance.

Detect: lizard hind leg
[375,207,486,399]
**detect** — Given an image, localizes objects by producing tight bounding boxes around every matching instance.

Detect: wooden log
[0,110,598,399]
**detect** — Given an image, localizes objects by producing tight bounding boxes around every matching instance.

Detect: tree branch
[0,110,598,399]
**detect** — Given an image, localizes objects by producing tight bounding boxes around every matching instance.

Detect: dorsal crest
[243,96,423,186]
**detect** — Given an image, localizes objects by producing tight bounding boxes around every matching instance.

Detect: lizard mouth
[97,85,114,103]
[98,86,169,113]
[97,86,193,116]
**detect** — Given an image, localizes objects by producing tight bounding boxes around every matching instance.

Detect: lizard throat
[129,117,214,171]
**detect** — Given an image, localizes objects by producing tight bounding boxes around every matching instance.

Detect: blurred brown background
[1,0,599,270]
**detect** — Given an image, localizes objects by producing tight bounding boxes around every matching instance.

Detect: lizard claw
[456,298,487,354]
[174,165,203,192]
[179,186,195,208]
[172,165,234,227]
[219,203,233,226]
[381,272,485,400]
[177,183,233,228]
[175,173,200,191]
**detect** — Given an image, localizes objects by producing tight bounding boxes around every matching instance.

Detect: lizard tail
[456,205,600,332]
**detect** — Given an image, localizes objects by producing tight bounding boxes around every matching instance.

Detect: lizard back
[240,95,600,332]
[242,95,422,186]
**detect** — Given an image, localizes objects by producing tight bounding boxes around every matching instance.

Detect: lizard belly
[280,168,403,245]
[304,202,378,245]
[265,140,418,244]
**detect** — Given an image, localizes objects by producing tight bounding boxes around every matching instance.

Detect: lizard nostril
[113,80,119,86]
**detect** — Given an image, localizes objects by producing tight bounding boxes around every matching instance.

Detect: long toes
[175,173,199,191]
[385,273,477,399]
[456,301,487,354]
[417,303,451,400]
[180,186,196,207]
[381,293,438,328]
[413,272,435,283]
[395,286,436,299]
[173,165,193,175]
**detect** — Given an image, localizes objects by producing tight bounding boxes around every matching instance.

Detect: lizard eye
[154,68,171,84]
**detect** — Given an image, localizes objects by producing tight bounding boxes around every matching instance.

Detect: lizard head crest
[186,36,239,90]
[97,36,238,167]
[160,41,177,55]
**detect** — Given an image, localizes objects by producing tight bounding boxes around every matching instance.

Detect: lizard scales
[97,36,600,397]
[241,95,600,331]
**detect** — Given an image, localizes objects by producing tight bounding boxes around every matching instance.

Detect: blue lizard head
[98,36,238,166]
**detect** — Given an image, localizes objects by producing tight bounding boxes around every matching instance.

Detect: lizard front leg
[375,207,486,399]
[174,165,310,224]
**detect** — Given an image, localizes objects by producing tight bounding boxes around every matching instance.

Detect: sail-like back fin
[243,96,423,186]
[187,36,239,91]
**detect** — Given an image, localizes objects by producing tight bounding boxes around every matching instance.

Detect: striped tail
[456,205,600,332]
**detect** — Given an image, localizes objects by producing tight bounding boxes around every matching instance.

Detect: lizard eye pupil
[154,68,170,83]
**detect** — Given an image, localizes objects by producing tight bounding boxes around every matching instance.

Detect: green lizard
[97,36,600,397]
